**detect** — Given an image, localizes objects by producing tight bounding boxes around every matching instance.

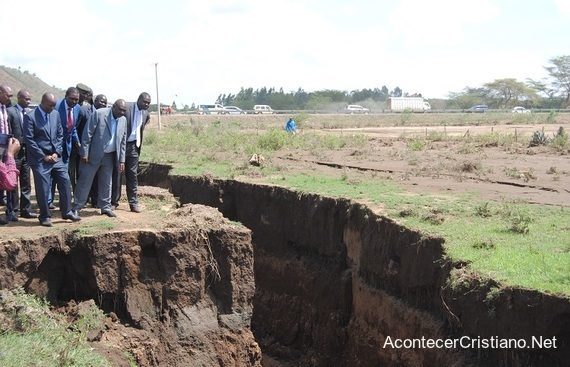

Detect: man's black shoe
[0,217,7,225]
[6,212,18,222]
[101,209,117,218]
[21,211,39,219]
[40,218,53,227]
[62,212,82,222]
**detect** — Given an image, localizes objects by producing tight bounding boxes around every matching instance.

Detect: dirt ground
[278,124,570,208]
[0,185,174,239]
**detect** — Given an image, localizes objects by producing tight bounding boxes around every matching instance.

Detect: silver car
[222,106,246,115]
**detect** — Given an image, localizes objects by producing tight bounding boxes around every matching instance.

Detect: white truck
[386,97,431,112]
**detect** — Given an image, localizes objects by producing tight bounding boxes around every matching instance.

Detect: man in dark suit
[23,93,81,227]
[113,92,151,213]
[72,100,127,217]
[6,90,38,220]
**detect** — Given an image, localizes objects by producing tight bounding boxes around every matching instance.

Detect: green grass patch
[0,289,110,366]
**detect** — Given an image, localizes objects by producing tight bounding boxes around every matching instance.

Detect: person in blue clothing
[285,117,297,134]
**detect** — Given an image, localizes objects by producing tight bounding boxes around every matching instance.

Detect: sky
[1,0,569,108]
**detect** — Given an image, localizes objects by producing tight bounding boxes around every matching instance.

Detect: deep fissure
[2,162,568,366]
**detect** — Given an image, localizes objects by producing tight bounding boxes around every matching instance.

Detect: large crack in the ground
[159,165,569,367]
[1,163,568,366]
[280,156,568,197]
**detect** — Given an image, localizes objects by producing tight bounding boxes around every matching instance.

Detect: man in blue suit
[48,87,83,207]
[23,93,81,227]
[56,87,82,167]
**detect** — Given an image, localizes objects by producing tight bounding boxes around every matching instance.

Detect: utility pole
[155,62,161,130]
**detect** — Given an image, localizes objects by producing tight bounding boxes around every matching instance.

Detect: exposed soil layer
[156,167,569,367]
[0,202,261,366]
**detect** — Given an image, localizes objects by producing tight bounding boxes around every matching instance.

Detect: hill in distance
[0,65,66,104]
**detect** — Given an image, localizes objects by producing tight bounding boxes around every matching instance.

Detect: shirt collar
[38,105,49,119]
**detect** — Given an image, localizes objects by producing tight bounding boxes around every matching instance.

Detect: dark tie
[0,105,7,134]
[67,107,73,131]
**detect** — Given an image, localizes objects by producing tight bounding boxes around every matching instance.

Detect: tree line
[180,55,570,111]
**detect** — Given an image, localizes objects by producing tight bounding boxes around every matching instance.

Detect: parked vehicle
[222,106,246,114]
[198,104,224,115]
[466,105,489,113]
[386,97,431,112]
[511,106,530,114]
[253,105,274,114]
[344,105,370,114]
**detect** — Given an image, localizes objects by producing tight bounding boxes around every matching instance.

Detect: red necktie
[67,107,73,131]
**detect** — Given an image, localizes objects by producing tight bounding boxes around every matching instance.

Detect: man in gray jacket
[72,99,127,217]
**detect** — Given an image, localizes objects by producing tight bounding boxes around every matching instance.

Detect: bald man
[23,93,81,227]
[72,99,127,217]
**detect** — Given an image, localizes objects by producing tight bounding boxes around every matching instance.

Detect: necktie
[136,111,143,147]
[67,107,73,131]
[0,105,7,134]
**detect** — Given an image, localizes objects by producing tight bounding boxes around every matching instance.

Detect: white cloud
[389,0,501,48]
[557,0,570,15]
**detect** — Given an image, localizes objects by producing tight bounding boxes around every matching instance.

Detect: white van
[253,105,274,114]
[198,104,224,115]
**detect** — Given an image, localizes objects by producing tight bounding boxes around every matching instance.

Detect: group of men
[0,83,151,227]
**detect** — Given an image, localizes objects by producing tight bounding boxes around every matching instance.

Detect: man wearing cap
[76,83,93,107]
[70,83,93,190]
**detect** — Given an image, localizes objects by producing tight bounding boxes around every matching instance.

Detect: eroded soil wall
[155,166,569,367]
[0,206,262,366]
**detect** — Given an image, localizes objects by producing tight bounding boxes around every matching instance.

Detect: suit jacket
[77,103,94,140]
[55,99,82,163]
[125,102,150,152]
[81,107,127,165]
[23,107,63,166]
[6,106,26,159]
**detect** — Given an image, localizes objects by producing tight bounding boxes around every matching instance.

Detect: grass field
[141,112,570,297]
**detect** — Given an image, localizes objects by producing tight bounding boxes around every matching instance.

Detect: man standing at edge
[55,87,83,193]
[0,85,14,224]
[114,92,150,213]
[79,94,107,207]
[70,83,93,191]
[24,93,81,227]
[6,90,38,220]
[72,99,127,217]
